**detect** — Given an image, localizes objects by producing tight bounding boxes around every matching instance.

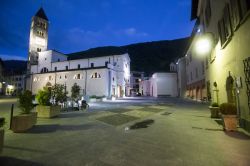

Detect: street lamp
[195,33,215,55]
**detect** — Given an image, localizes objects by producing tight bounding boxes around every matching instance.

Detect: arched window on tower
[40,67,49,73]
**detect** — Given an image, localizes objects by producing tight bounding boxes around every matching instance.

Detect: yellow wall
[209,16,250,122]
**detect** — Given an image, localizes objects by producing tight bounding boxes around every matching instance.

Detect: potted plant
[0,117,5,153]
[89,95,97,102]
[36,86,61,118]
[209,102,220,118]
[219,103,237,131]
[11,90,37,133]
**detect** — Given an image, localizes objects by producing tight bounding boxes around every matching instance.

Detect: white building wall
[150,73,177,97]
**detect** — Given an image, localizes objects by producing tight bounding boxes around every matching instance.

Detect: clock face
[35,37,45,45]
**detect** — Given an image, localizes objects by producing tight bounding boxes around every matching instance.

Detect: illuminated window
[33,77,38,82]
[91,72,101,78]
[74,74,81,79]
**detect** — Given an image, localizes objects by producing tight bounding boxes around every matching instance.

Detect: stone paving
[0,97,250,166]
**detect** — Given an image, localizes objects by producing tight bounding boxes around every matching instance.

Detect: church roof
[35,7,49,21]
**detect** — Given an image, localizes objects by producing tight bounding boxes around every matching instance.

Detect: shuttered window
[230,0,241,30]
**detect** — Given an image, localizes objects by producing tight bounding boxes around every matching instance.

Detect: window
[58,59,60,62]
[45,58,47,60]
[78,64,80,69]
[37,48,41,52]
[74,74,81,79]
[65,75,67,79]
[239,0,250,17]
[59,75,62,79]
[54,67,57,71]
[105,61,108,66]
[33,77,38,82]
[40,67,48,73]
[230,0,242,30]
[66,66,68,70]
[204,0,211,27]
[91,72,101,78]
[218,4,233,48]
[91,63,94,68]
[195,68,198,78]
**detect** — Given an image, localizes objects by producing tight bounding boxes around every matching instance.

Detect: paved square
[0,97,250,166]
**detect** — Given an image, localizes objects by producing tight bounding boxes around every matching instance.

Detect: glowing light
[195,37,212,55]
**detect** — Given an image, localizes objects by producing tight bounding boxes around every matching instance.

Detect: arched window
[91,72,101,79]
[74,74,81,79]
[40,67,49,73]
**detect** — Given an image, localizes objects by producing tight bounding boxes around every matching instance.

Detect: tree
[36,87,51,106]
[18,90,34,114]
[71,83,81,101]
[51,84,67,105]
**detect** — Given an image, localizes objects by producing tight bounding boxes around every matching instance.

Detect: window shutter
[218,19,226,47]
[224,4,233,40]
[230,0,241,30]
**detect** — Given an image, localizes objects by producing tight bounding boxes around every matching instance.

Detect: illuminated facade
[27,8,130,98]
[191,0,250,132]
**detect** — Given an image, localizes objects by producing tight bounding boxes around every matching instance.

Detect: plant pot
[36,105,61,118]
[89,98,97,102]
[11,112,37,133]
[209,106,220,118]
[222,115,237,131]
[0,129,4,153]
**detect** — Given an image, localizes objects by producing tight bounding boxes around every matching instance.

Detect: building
[139,77,150,96]
[27,8,130,98]
[185,20,207,101]
[5,74,26,95]
[0,58,4,95]
[176,57,187,98]
[130,71,144,95]
[191,0,250,132]
[139,72,178,97]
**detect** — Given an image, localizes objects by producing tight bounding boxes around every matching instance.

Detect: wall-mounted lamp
[195,32,215,56]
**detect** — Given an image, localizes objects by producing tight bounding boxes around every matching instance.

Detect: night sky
[0,0,194,61]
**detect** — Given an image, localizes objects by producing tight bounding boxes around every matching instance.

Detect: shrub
[18,90,34,114]
[211,102,219,107]
[36,87,51,106]
[219,103,237,115]
[0,117,5,128]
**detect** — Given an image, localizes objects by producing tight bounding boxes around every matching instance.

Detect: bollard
[9,104,14,129]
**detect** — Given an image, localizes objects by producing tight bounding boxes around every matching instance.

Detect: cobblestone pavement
[0,97,250,166]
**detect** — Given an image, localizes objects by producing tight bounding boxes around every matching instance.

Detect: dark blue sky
[0,0,194,61]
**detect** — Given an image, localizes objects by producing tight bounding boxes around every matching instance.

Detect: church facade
[27,8,130,98]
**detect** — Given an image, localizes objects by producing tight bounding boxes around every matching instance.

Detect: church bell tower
[27,7,49,70]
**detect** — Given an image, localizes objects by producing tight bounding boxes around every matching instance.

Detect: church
[26,8,131,98]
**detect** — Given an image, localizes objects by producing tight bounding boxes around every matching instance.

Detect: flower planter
[222,115,237,131]
[209,106,220,118]
[11,112,37,133]
[89,98,97,102]
[0,129,4,153]
[36,105,61,118]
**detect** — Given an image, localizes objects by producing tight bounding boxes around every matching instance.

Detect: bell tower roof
[35,7,48,21]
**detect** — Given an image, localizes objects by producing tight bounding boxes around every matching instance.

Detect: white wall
[150,73,178,97]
